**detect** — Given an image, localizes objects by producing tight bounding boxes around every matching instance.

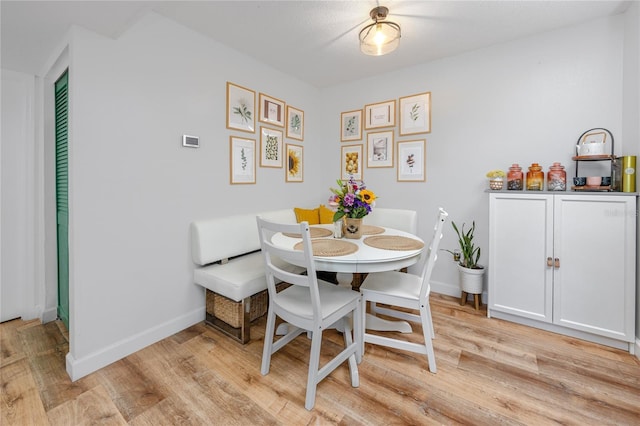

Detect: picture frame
[399,92,431,135]
[364,99,396,129]
[286,106,304,141]
[259,93,285,127]
[366,130,394,168]
[397,139,426,182]
[229,136,256,184]
[286,143,303,182]
[340,109,363,141]
[341,144,363,180]
[260,127,283,168]
[226,82,255,133]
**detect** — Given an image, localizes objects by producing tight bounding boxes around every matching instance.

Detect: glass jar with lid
[547,162,566,191]
[526,163,544,191]
[507,164,523,190]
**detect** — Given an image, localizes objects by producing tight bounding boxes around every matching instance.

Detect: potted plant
[486,169,506,190]
[445,221,485,295]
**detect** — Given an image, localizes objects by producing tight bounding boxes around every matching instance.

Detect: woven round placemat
[294,239,359,257]
[361,225,385,235]
[363,235,425,251]
[283,227,333,239]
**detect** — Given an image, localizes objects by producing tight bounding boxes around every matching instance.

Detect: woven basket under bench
[205,282,290,343]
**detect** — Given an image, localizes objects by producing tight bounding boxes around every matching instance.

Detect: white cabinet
[488,192,637,352]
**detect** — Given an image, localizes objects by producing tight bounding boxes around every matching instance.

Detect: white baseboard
[41,307,58,323]
[431,279,487,304]
[66,307,205,381]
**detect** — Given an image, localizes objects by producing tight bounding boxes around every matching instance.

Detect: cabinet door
[553,195,636,342]
[489,194,554,322]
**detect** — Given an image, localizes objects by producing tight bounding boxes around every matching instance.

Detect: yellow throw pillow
[294,207,320,225]
[318,204,336,224]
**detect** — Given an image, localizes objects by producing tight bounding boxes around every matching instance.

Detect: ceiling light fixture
[359,6,401,56]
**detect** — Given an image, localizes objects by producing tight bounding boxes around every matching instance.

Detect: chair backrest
[417,208,448,300]
[364,208,417,234]
[256,216,321,319]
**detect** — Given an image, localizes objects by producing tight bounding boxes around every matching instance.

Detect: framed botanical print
[364,99,396,129]
[229,136,256,184]
[286,144,303,182]
[259,93,285,127]
[340,109,363,141]
[397,139,426,182]
[399,92,431,135]
[260,127,283,168]
[286,106,304,141]
[341,144,363,180]
[226,82,255,133]
[366,130,394,168]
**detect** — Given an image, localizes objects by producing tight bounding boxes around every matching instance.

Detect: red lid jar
[547,162,566,191]
[507,164,523,190]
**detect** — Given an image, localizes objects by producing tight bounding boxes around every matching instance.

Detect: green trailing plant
[445,221,482,269]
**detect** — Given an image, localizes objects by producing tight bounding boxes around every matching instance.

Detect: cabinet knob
[547,257,553,267]
[555,258,560,268]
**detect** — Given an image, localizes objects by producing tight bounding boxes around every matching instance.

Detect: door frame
[40,47,71,327]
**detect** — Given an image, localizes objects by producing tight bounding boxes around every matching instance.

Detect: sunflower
[288,148,300,176]
[359,189,376,204]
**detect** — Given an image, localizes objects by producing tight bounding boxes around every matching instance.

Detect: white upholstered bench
[190,209,304,343]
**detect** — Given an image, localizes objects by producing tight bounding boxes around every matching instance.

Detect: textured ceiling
[1,1,631,87]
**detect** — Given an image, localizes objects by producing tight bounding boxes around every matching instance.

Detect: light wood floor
[2,294,640,425]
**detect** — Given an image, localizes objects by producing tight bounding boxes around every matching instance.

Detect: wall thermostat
[182,135,199,148]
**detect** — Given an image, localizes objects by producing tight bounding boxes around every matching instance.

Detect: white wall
[1,70,37,321]
[1,9,637,379]
[321,14,628,298]
[63,13,326,379]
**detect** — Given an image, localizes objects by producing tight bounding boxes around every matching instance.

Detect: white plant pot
[458,264,485,294]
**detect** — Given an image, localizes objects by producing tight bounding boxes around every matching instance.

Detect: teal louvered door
[55,71,69,329]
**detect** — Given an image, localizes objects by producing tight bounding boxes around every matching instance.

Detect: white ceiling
[1,1,631,88]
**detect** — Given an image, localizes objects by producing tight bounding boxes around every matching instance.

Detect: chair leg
[305,328,323,410]
[342,316,360,387]
[420,304,437,373]
[361,296,367,358]
[425,298,435,338]
[261,309,276,375]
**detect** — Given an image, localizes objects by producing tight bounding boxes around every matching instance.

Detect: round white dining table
[271,224,425,291]
[271,224,425,333]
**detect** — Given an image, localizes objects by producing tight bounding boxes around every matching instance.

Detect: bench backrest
[364,208,418,234]
[190,209,296,266]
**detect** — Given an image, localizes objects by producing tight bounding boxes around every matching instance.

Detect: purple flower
[343,192,355,207]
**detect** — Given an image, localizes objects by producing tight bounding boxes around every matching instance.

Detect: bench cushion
[294,207,320,224]
[318,204,336,224]
[194,251,304,301]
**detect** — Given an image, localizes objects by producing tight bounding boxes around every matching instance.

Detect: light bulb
[373,23,386,46]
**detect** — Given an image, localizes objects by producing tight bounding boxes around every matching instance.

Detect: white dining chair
[256,217,362,410]
[359,207,448,373]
